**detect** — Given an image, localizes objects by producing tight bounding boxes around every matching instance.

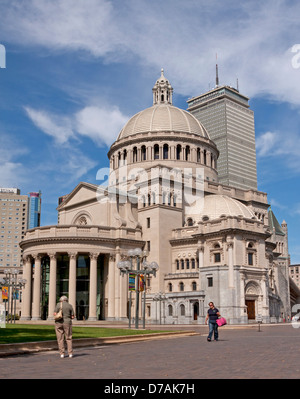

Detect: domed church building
[20,70,291,324]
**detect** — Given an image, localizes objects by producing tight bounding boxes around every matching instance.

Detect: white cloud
[0,134,29,187]
[24,107,74,144]
[0,162,26,188]
[2,0,121,57]
[75,106,128,146]
[3,0,300,106]
[25,103,128,147]
[256,132,279,157]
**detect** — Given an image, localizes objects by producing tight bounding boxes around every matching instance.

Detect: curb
[0,331,199,357]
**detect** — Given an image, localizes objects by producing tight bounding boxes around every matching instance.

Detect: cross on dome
[152,68,173,105]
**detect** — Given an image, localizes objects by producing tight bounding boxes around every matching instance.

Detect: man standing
[54,296,75,358]
[205,302,220,342]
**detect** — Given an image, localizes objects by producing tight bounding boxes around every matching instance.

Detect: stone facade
[20,70,292,324]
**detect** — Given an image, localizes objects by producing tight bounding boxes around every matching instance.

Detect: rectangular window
[147,217,150,228]
[214,253,221,263]
[208,277,213,287]
[248,253,253,265]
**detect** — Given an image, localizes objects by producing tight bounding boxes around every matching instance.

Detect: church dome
[116,68,210,141]
[117,104,210,140]
[198,195,256,221]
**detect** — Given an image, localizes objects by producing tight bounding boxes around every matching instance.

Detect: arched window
[192,281,197,291]
[141,145,146,161]
[123,149,127,164]
[191,258,195,269]
[180,259,184,270]
[163,144,169,159]
[187,218,193,226]
[133,147,138,163]
[186,259,190,269]
[180,304,185,315]
[179,282,184,291]
[168,305,173,316]
[168,282,172,292]
[197,148,201,163]
[167,192,171,206]
[185,145,190,161]
[203,149,207,165]
[154,144,159,160]
[152,192,156,205]
[176,260,179,270]
[176,144,182,160]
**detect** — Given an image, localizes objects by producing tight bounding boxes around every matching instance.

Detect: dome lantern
[152,68,173,105]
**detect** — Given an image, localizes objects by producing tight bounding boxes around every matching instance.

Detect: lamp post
[153,292,166,325]
[0,269,26,323]
[117,248,158,329]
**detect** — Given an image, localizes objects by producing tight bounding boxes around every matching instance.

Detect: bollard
[256,314,262,332]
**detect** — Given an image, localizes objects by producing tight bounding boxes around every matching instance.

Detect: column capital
[22,254,32,263]
[32,253,42,261]
[48,252,57,260]
[68,252,78,260]
[89,252,99,260]
[226,242,234,250]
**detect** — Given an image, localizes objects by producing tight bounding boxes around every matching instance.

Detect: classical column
[114,250,121,319]
[200,149,204,164]
[107,254,115,319]
[89,253,99,321]
[21,255,32,320]
[119,253,128,319]
[68,252,77,314]
[32,254,42,320]
[47,253,57,320]
[240,273,246,317]
[198,244,204,290]
[227,242,234,288]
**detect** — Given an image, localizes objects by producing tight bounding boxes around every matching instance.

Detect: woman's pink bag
[216,317,227,327]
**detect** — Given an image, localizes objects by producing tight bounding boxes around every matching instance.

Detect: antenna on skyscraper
[215,53,219,87]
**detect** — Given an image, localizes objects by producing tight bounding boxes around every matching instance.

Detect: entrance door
[193,302,199,320]
[246,300,255,320]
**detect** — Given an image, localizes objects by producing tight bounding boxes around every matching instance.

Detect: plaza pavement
[0,322,299,380]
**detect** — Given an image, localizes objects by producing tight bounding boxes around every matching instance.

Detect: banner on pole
[2,287,8,300]
[139,274,145,292]
[129,274,136,291]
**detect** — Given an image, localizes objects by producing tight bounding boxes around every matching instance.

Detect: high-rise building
[28,191,42,229]
[187,80,257,190]
[0,188,28,270]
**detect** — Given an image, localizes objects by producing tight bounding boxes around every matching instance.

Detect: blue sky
[0,0,300,263]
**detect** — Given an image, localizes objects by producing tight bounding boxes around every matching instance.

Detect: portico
[20,223,144,321]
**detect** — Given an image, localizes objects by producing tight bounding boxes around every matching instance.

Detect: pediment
[57,182,100,210]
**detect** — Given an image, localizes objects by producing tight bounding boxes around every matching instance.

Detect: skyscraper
[0,188,28,269]
[187,82,257,190]
[28,191,42,229]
